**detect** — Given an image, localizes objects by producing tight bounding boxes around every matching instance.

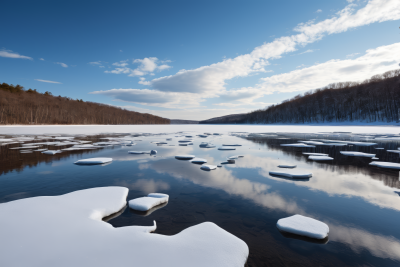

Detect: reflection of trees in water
[247,137,400,189]
[0,135,119,176]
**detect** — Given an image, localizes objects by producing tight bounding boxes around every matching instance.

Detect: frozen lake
[1,127,400,266]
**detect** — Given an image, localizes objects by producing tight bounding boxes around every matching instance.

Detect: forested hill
[202,69,400,124]
[0,83,170,124]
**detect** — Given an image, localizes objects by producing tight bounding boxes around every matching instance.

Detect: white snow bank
[280,143,315,148]
[200,165,218,171]
[277,214,329,239]
[218,147,236,150]
[340,151,375,157]
[278,165,297,168]
[269,171,312,179]
[42,150,62,155]
[175,155,196,160]
[190,158,207,164]
[74,158,113,165]
[309,156,333,161]
[302,153,328,156]
[369,161,400,169]
[129,193,169,211]
[0,187,249,267]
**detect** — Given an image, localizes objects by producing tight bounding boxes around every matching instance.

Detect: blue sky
[1,0,400,120]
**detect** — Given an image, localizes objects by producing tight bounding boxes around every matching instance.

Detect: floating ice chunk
[372,157,379,160]
[278,165,297,168]
[41,150,62,155]
[375,147,385,150]
[227,159,235,163]
[188,143,193,145]
[340,151,375,157]
[74,158,113,165]
[269,170,312,179]
[150,150,157,155]
[200,165,218,170]
[228,156,239,159]
[369,161,400,169]
[179,143,188,146]
[222,144,242,146]
[277,215,329,239]
[190,158,207,164]
[309,156,333,161]
[198,135,207,138]
[185,135,193,138]
[218,147,236,150]
[213,133,220,135]
[205,144,216,148]
[20,150,32,153]
[34,149,48,152]
[0,138,14,142]
[217,165,222,167]
[10,146,40,150]
[128,151,145,154]
[0,187,249,266]
[129,193,169,211]
[199,142,209,147]
[178,140,192,143]
[348,142,377,146]
[302,153,328,156]
[166,138,172,141]
[298,141,325,145]
[280,143,315,148]
[175,155,196,160]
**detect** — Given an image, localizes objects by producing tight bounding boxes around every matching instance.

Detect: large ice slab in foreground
[129,193,169,211]
[277,214,329,239]
[0,187,248,267]
[74,158,113,165]
[340,151,375,157]
[269,170,312,179]
[175,155,195,160]
[190,158,207,164]
[369,161,400,169]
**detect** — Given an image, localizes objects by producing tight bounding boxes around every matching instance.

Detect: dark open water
[1,132,400,266]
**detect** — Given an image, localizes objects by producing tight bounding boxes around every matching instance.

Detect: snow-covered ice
[129,193,169,211]
[369,161,400,169]
[280,143,316,148]
[348,142,377,146]
[218,147,236,150]
[277,215,329,239]
[74,158,113,165]
[175,155,196,160]
[200,165,218,171]
[222,144,242,146]
[302,153,328,156]
[309,156,334,161]
[190,158,207,164]
[269,170,312,179]
[278,165,297,168]
[340,151,375,157]
[0,187,248,267]
[387,150,400,154]
[42,150,62,155]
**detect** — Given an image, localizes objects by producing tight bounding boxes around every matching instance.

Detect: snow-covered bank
[0,187,249,267]
[1,124,400,135]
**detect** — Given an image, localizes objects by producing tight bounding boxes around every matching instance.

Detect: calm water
[1,132,400,267]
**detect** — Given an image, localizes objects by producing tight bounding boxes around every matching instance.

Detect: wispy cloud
[298,49,316,55]
[105,57,172,78]
[39,58,44,61]
[0,49,32,60]
[316,9,322,13]
[56,62,68,68]
[346,52,360,58]
[35,79,62,84]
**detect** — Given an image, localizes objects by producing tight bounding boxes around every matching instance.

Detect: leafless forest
[201,69,400,124]
[0,84,169,124]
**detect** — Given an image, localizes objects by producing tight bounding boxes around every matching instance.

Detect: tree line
[0,83,170,124]
[202,69,400,124]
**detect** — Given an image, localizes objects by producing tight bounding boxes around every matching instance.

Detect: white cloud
[39,58,44,61]
[89,61,102,65]
[106,57,172,78]
[0,49,32,60]
[35,79,61,84]
[138,77,151,85]
[149,0,400,95]
[254,42,400,94]
[346,52,360,57]
[56,62,68,68]
[298,49,315,55]
[316,9,322,13]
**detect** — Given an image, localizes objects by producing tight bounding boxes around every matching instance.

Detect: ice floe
[387,150,400,154]
[74,158,113,165]
[277,215,329,239]
[218,147,236,150]
[309,156,334,161]
[200,165,218,171]
[0,187,248,267]
[369,161,400,169]
[129,193,169,211]
[222,144,242,146]
[190,158,207,164]
[269,170,312,179]
[42,150,62,155]
[372,157,379,160]
[302,153,328,156]
[175,155,196,160]
[280,143,315,148]
[278,165,297,168]
[348,141,377,146]
[340,151,375,157]
[10,146,40,150]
